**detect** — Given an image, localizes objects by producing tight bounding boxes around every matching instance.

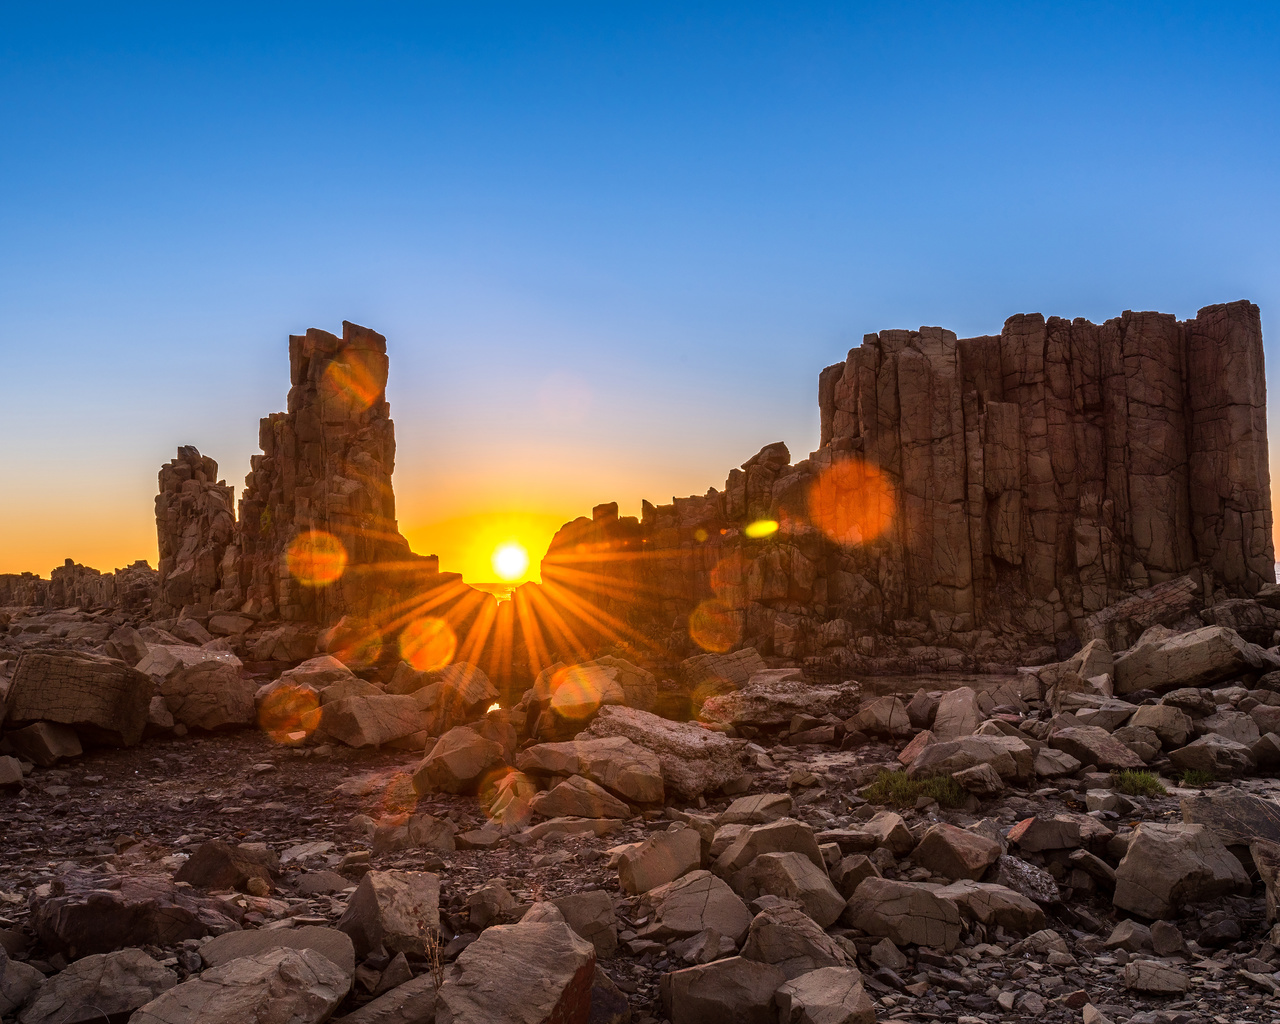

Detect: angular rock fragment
[638,870,753,945]
[6,651,151,746]
[1168,734,1256,777]
[731,852,845,928]
[617,826,701,894]
[161,661,257,730]
[714,818,825,876]
[740,903,851,978]
[517,734,664,804]
[552,890,618,957]
[1113,823,1249,919]
[18,948,177,1024]
[175,840,279,892]
[337,870,440,959]
[775,966,875,1024]
[659,956,786,1024]
[912,823,1001,881]
[6,722,82,767]
[413,727,506,794]
[585,706,746,799]
[530,774,631,820]
[842,877,961,950]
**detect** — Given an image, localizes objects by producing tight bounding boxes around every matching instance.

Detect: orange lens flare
[323,349,384,412]
[744,519,779,539]
[399,616,457,672]
[688,598,741,654]
[481,769,537,827]
[257,683,322,746]
[286,530,348,586]
[806,458,896,546]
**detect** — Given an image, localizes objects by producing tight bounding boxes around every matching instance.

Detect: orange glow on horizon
[402,511,566,587]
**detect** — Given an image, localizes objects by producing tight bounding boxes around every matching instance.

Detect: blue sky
[2,2,1278,578]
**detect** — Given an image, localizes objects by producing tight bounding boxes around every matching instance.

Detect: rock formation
[542,301,1273,669]
[153,446,236,617]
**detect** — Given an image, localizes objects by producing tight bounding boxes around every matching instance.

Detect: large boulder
[435,903,595,1024]
[1113,625,1263,695]
[135,644,242,681]
[1168,734,1256,777]
[6,722,82,767]
[680,648,768,699]
[740,903,851,979]
[1128,704,1194,748]
[321,694,424,748]
[638,870,753,945]
[714,818,824,876]
[584,706,747,800]
[160,661,257,731]
[0,947,45,1017]
[842,878,962,951]
[18,948,177,1024]
[1048,726,1146,771]
[30,871,238,955]
[617,827,702,895]
[1113,823,1250,919]
[413,727,506,794]
[931,686,981,740]
[775,966,876,1024]
[530,775,631,820]
[197,925,356,981]
[1180,790,1280,846]
[933,880,1046,934]
[731,852,845,928]
[660,956,786,1024]
[6,651,151,746]
[337,870,440,959]
[551,890,619,958]
[131,948,347,1024]
[912,823,1002,881]
[517,734,663,804]
[698,673,861,729]
[906,734,1034,781]
[174,840,278,891]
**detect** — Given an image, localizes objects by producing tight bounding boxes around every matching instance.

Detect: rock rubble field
[8,592,1280,1024]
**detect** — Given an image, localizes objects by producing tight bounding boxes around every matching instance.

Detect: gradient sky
[2,2,1279,584]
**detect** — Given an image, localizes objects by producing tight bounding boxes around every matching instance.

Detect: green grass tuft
[1177,768,1216,788]
[861,769,968,809]
[1110,769,1167,798]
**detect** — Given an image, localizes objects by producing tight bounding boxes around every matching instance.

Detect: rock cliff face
[541,302,1273,668]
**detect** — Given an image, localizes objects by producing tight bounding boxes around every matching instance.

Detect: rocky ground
[5,603,1280,1024]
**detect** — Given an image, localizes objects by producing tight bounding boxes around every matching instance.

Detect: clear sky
[2,2,1279,585]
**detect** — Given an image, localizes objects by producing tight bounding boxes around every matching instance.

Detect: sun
[491,541,530,581]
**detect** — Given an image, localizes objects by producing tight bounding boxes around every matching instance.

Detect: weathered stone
[740,903,851,978]
[1113,823,1249,919]
[198,925,356,981]
[136,644,242,682]
[1033,747,1081,777]
[775,966,875,1024]
[731,852,845,927]
[435,903,595,1024]
[991,855,1060,904]
[530,774,631,820]
[912,823,1001,881]
[30,871,237,955]
[1123,960,1189,994]
[337,870,440,959]
[699,674,861,728]
[175,840,279,892]
[1128,704,1194,748]
[932,686,981,740]
[933,880,1046,933]
[952,761,1005,795]
[160,661,256,731]
[1105,919,1153,952]
[413,727,506,795]
[659,956,786,1024]
[907,734,1034,781]
[1203,709,1261,745]
[847,696,912,737]
[1008,815,1081,853]
[639,870,753,945]
[6,651,150,746]
[17,948,177,1024]
[1048,726,1145,770]
[322,694,426,748]
[842,877,962,950]
[1113,625,1262,695]
[131,948,348,1024]
[617,826,702,895]
[518,733,664,804]
[0,946,45,1018]
[831,855,880,898]
[719,792,794,825]
[6,722,82,766]
[1168,734,1256,777]
[552,890,618,958]
[329,975,437,1024]
[1181,790,1280,846]
[715,818,824,876]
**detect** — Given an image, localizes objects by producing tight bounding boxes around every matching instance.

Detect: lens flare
[258,684,322,746]
[481,769,537,826]
[286,530,348,586]
[492,542,530,581]
[399,616,457,672]
[322,348,384,413]
[689,598,741,654]
[807,458,896,546]
[744,519,779,539]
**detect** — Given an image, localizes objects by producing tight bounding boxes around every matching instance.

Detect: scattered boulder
[175,840,279,892]
[131,948,348,1024]
[413,727,506,794]
[6,651,151,746]
[732,852,845,927]
[952,761,1004,795]
[517,734,664,804]
[775,966,875,1024]
[719,792,793,825]
[1128,704,1194,748]
[159,661,256,731]
[1168,734,1256,777]
[1123,960,1189,994]
[322,694,426,748]
[907,734,1034,781]
[932,686,981,740]
[1113,625,1262,695]
[847,696,912,738]
[740,902,851,978]
[585,706,746,799]
[638,870,753,945]
[530,775,631,820]
[435,903,595,1024]
[714,818,824,876]
[698,673,861,729]
[1048,726,1145,771]
[1113,823,1250,919]
[0,946,45,1017]
[337,870,440,959]
[1180,790,1280,846]
[6,722,82,767]
[912,823,1001,881]
[842,877,962,950]
[552,890,619,958]
[18,948,177,1024]
[933,880,1046,933]
[618,826,701,894]
[198,925,356,981]
[660,956,786,1024]
[680,648,768,700]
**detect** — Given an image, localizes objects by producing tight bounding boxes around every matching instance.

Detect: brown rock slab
[775,965,876,1024]
[731,852,845,928]
[530,775,631,820]
[659,956,786,1024]
[7,651,151,747]
[337,870,440,959]
[617,827,701,895]
[842,877,962,950]
[517,734,663,804]
[1113,822,1249,919]
[198,925,356,981]
[912,823,1001,881]
[740,903,851,979]
[17,948,177,1024]
[638,870,753,945]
